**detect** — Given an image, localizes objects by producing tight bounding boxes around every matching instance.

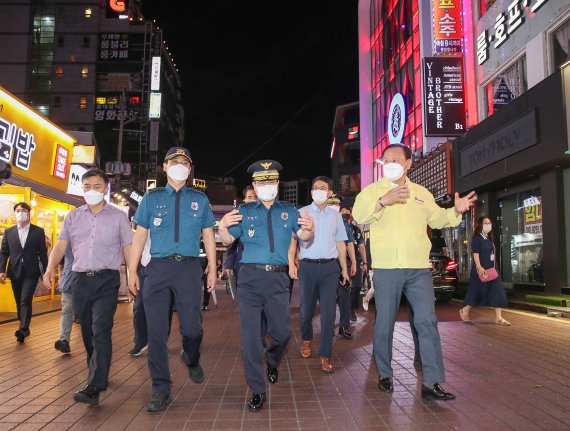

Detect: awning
[5,174,84,207]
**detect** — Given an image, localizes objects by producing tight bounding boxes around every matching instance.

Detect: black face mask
[342,214,351,221]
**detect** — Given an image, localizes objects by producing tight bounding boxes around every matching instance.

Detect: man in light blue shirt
[290,176,349,374]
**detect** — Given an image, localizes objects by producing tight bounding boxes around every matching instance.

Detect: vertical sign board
[149,121,159,151]
[423,57,466,136]
[0,86,75,192]
[150,57,161,91]
[433,0,463,54]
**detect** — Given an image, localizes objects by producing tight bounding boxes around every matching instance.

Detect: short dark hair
[82,168,109,185]
[340,206,352,213]
[381,144,412,160]
[14,202,31,212]
[243,185,255,197]
[312,176,333,190]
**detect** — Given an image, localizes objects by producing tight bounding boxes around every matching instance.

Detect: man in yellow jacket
[353,144,476,401]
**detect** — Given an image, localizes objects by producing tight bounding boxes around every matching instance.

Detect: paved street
[0,283,569,431]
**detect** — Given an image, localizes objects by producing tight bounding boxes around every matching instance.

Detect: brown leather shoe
[320,357,334,374]
[300,340,312,358]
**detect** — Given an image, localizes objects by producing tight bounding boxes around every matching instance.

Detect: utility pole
[117,88,126,162]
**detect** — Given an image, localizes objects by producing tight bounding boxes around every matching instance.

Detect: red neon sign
[433,0,464,54]
[52,145,69,180]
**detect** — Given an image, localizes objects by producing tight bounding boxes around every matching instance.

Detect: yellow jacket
[353,178,461,269]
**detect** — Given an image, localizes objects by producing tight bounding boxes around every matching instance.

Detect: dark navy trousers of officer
[132,183,216,397]
[228,200,300,395]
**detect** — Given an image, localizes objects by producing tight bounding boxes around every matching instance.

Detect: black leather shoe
[145,393,173,412]
[248,393,266,412]
[15,330,25,343]
[350,310,357,322]
[55,339,71,354]
[73,385,100,405]
[378,377,394,393]
[20,328,30,337]
[421,383,456,400]
[180,350,204,383]
[267,366,278,384]
[339,327,353,339]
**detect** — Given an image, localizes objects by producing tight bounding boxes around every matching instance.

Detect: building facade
[0,0,184,192]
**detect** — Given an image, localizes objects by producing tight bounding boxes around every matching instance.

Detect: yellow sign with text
[0,86,75,192]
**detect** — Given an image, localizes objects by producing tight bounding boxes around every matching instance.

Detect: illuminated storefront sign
[67,164,88,197]
[99,33,130,60]
[149,93,161,119]
[94,95,139,122]
[0,86,75,192]
[151,57,161,91]
[423,56,466,136]
[387,93,406,145]
[433,0,464,54]
[524,196,542,234]
[52,145,69,180]
[476,0,550,65]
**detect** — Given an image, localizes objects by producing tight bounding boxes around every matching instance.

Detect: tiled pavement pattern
[1,283,570,431]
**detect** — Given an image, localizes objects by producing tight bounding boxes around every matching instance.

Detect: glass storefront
[499,189,544,285]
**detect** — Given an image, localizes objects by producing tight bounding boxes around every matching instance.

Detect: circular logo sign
[387,93,406,145]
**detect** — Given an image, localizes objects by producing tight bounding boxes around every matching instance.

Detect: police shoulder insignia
[191,201,199,210]
[248,228,255,237]
[281,212,288,220]
[148,187,165,193]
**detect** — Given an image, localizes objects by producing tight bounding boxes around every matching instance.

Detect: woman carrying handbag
[459,216,511,326]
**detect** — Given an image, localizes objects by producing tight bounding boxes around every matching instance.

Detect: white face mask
[382,162,405,181]
[167,164,190,183]
[329,205,340,212]
[84,189,105,206]
[15,212,28,222]
[256,184,278,202]
[482,224,492,234]
[311,189,328,205]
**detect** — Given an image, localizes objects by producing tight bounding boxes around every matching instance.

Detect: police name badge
[153,217,162,227]
[191,201,199,210]
[248,228,255,237]
[281,212,288,221]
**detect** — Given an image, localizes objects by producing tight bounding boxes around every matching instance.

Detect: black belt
[76,269,118,277]
[301,258,337,264]
[158,255,198,262]
[245,264,288,272]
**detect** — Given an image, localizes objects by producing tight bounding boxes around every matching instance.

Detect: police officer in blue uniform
[218,160,314,412]
[127,147,217,413]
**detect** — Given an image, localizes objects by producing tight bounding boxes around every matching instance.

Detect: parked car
[430,252,458,303]
[361,252,458,307]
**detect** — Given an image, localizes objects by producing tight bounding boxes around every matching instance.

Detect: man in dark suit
[0,202,49,343]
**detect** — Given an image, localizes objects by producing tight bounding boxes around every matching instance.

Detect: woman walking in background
[460,216,510,326]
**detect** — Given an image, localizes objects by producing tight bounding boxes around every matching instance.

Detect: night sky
[141,0,359,192]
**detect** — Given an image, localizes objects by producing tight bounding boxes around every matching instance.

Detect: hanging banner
[423,56,466,136]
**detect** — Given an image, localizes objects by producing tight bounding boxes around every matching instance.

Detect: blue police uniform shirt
[133,184,216,258]
[298,203,347,259]
[343,219,355,244]
[227,200,300,266]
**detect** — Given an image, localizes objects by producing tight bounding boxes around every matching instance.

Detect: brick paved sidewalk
[0,284,569,431]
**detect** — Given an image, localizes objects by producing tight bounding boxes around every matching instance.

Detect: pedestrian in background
[460,216,510,326]
[218,159,314,412]
[353,143,476,401]
[44,168,133,405]
[54,245,74,354]
[0,202,49,343]
[128,147,217,413]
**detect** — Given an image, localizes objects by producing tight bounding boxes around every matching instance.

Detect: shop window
[84,8,92,19]
[499,190,544,285]
[485,56,527,117]
[55,66,63,78]
[79,96,87,109]
[81,66,89,78]
[82,36,90,48]
[552,19,570,70]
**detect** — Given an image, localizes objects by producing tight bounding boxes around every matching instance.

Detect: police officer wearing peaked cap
[127,146,218,413]
[218,159,315,412]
